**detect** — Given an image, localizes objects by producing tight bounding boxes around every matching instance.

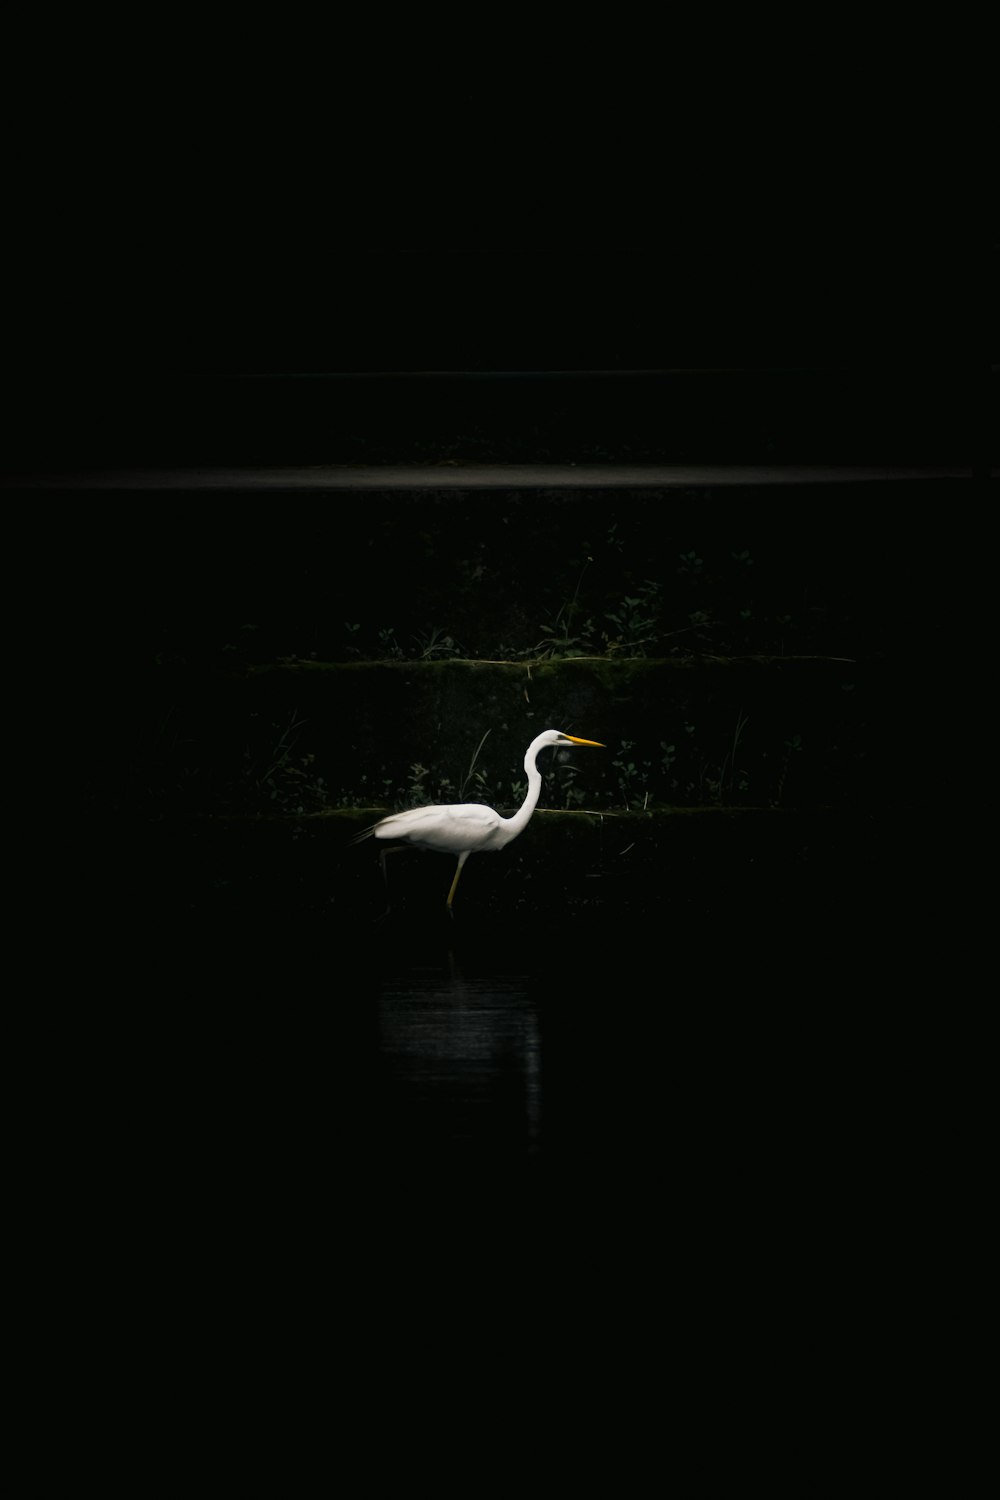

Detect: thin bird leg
[446,852,470,911]
[378,845,408,917]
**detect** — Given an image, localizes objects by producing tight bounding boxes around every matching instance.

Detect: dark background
[5,241,991,474]
[3,41,993,472]
[8,51,992,1432]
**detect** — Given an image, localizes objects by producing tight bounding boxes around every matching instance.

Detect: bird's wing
[371,803,502,853]
[349,807,448,845]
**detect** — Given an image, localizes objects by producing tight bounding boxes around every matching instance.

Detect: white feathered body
[368,802,512,855]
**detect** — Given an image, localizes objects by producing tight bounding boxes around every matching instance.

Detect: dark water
[376,962,542,1164]
[39,851,931,1296]
[30,866,959,1411]
[332,892,894,1201]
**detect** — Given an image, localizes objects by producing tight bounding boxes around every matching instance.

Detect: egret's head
[549,730,605,748]
[524,729,605,777]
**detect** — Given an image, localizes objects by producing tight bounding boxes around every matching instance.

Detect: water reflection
[374,945,541,1168]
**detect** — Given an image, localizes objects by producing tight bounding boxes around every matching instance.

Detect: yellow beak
[563,735,605,747]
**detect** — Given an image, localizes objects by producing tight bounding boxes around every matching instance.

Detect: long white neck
[497,735,549,845]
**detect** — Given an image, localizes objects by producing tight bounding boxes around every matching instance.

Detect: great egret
[353,728,605,909]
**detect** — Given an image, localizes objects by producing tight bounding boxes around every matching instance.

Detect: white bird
[353,728,605,909]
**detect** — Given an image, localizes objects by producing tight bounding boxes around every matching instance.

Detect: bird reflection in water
[374,945,542,1166]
